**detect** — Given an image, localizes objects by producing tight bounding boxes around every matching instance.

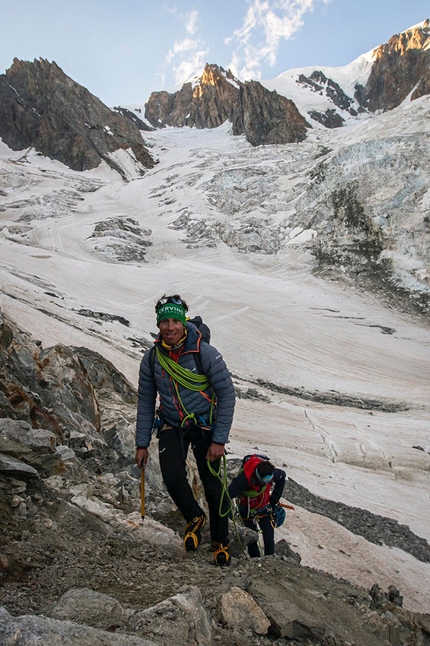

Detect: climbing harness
[241,485,269,518]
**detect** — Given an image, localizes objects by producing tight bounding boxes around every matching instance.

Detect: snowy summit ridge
[141,19,430,133]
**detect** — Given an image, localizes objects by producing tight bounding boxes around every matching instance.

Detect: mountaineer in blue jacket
[135,294,235,565]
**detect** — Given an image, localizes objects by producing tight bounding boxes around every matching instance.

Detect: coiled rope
[156,347,215,427]
[207,455,249,558]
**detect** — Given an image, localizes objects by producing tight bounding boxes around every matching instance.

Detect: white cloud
[172,49,209,85]
[185,10,199,34]
[229,0,331,80]
[166,38,197,64]
[164,10,208,87]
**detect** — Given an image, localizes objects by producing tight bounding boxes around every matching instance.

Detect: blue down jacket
[136,322,235,448]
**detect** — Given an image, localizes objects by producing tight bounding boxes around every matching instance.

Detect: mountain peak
[361,20,430,111]
[0,58,154,178]
[373,19,430,60]
[198,63,240,88]
[145,62,308,145]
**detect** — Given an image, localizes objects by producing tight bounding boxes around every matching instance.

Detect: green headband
[156,302,187,326]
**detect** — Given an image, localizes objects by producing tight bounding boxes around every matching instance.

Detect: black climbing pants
[158,426,229,544]
[242,512,275,557]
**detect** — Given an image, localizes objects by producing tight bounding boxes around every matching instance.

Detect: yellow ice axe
[140,467,145,521]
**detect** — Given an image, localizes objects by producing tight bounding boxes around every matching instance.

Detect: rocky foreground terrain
[1,309,430,646]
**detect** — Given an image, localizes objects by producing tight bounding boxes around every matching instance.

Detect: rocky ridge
[143,21,430,137]
[0,58,155,179]
[359,20,430,112]
[1,309,430,645]
[1,20,429,176]
[145,63,309,146]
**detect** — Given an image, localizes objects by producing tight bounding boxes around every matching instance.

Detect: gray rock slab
[0,606,157,645]
[248,575,382,644]
[0,419,56,452]
[0,453,39,478]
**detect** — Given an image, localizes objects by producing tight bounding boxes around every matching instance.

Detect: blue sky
[1,0,428,106]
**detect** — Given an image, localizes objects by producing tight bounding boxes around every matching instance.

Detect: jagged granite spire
[0,58,155,178]
[145,63,309,146]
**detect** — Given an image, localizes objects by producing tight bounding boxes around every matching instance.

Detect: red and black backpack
[239,454,272,513]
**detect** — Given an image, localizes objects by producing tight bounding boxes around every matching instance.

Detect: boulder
[228,524,259,558]
[129,586,213,646]
[51,587,128,630]
[0,606,156,646]
[123,513,185,559]
[275,538,302,563]
[218,586,270,635]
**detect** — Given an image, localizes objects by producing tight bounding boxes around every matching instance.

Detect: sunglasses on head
[155,295,187,311]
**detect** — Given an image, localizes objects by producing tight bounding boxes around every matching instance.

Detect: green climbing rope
[156,347,210,390]
[156,347,215,427]
[206,454,232,517]
[207,455,249,558]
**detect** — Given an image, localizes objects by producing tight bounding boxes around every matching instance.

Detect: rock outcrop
[145,65,240,130]
[276,21,430,129]
[112,106,154,131]
[143,22,430,138]
[357,20,430,112]
[298,70,360,118]
[145,63,309,146]
[0,58,155,178]
[308,108,345,128]
[232,81,309,145]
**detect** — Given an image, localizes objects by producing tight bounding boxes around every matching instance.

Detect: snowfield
[1,109,429,613]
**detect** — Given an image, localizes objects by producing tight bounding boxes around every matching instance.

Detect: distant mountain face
[143,20,430,138]
[145,65,240,130]
[0,58,155,179]
[0,20,429,169]
[361,20,430,112]
[145,64,309,146]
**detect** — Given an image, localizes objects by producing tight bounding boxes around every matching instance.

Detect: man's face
[158,318,185,346]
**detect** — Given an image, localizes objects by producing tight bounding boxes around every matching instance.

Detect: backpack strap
[149,345,156,374]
